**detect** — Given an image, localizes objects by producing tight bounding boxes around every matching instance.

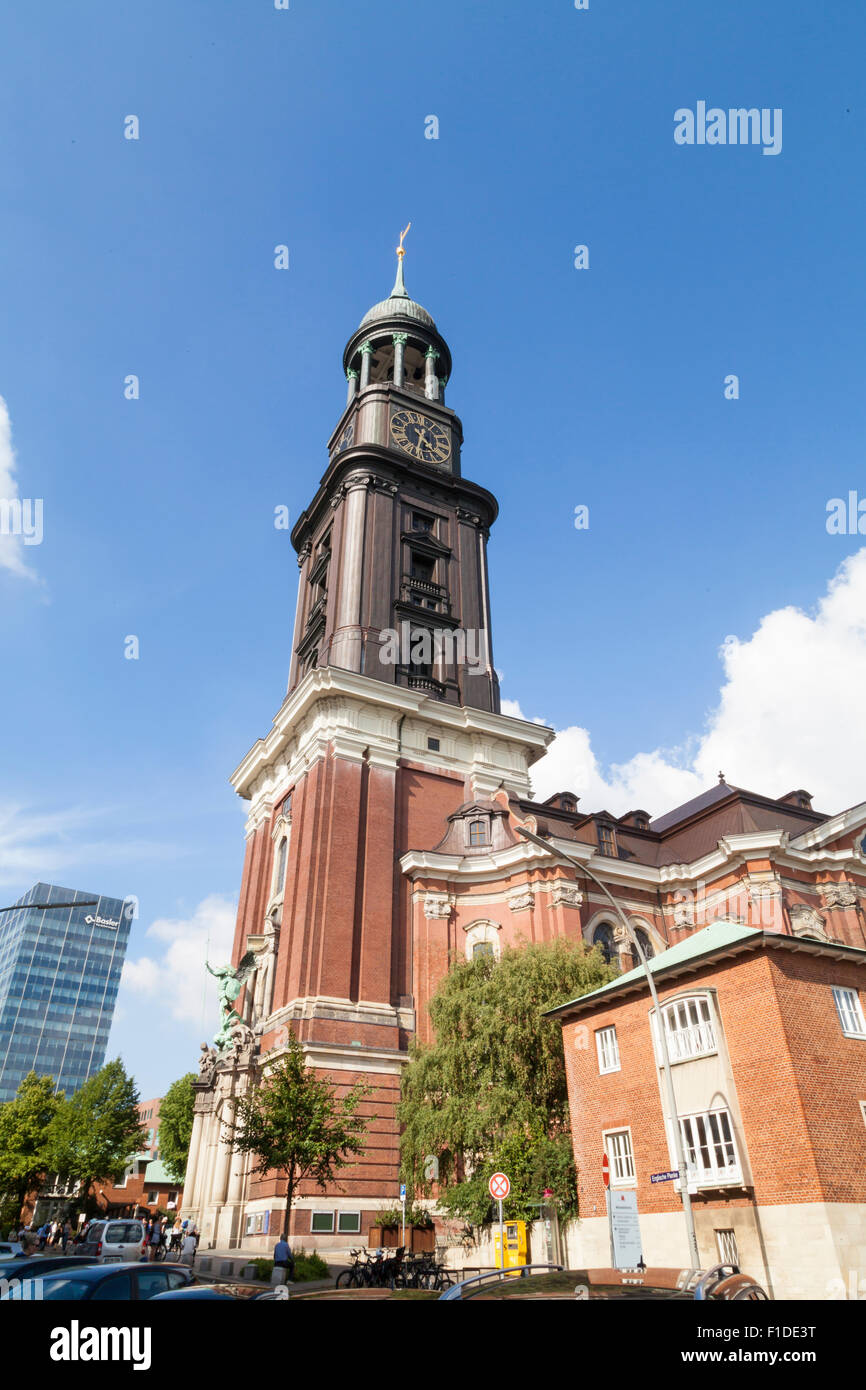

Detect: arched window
[467,819,489,848]
[593,922,616,965]
[273,837,288,896]
[634,928,654,961]
[464,922,501,962]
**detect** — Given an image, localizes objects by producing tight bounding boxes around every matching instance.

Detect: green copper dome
[359,256,436,330]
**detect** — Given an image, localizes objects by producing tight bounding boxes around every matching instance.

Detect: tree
[398,936,616,1226]
[0,1072,62,1223]
[46,1059,144,1212]
[230,1031,371,1233]
[158,1073,196,1185]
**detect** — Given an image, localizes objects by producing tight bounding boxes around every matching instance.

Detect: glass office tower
[0,882,133,1103]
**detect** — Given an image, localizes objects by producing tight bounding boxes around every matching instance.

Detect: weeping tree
[230,1031,372,1234]
[398,936,617,1226]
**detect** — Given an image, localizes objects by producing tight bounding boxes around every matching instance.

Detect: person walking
[61,1220,72,1253]
[272,1233,295,1283]
[181,1227,197,1267]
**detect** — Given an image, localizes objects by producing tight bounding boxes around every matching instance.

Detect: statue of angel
[206,951,258,1051]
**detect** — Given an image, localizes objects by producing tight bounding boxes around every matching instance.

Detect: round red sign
[489,1171,511,1200]
[602,1154,610,1189]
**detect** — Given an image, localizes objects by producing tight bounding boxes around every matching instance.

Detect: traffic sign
[489,1171,510,1200]
[602,1154,610,1189]
[399,1183,406,1201]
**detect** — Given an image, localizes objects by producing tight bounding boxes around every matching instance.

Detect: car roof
[22,1261,188,1282]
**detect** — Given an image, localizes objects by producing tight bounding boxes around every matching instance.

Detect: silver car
[77,1219,146,1263]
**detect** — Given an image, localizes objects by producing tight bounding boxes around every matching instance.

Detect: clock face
[335,422,354,454]
[390,409,451,467]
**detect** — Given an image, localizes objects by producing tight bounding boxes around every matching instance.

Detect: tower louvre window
[410,552,435,583]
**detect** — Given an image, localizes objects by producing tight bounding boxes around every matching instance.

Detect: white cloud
[119,894,238,1034]
[0,802,188,891]
[519,549,866,818]
[0,396,40,583]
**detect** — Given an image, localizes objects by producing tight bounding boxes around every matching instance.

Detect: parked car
[0,1262,194,1301]
[0,1255,99,1280]
[0,1242,24,1258]
[439,1263,770,1300]
[76,1219,146,1264]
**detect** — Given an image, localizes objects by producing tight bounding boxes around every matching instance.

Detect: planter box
[410,1226,435,1252]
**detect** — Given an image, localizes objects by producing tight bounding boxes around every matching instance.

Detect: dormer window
[597,823,617,857]
[561,797,576,814]
[467,819,489,848]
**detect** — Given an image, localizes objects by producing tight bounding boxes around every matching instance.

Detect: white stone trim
[231,667,553,812]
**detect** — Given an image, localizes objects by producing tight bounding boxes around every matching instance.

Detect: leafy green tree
[398,936,616,1225]
[230,1031,371,1233]
[0,1072,62,1221]
[158,1073,196,1185]
[46,1059,144,1211]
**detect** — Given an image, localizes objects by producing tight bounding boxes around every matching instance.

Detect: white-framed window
[310,1210,334,1233]
[464,921,501,963]
[661,995,717,1062]
[860,1101,866,1130]
[679,1107,741,1186]
[337,1211,361,1234]
[715,1228,739,1265]
[832,986,866,1038]
[595,1025,621,1074]
[273,836,288,896]
[244,1211,270,1236]
[604,1128,635,1184]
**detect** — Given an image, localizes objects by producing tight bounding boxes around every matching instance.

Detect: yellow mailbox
[494,1220,528,1269]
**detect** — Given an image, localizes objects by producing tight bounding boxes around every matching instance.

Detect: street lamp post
[515,825,701,1269]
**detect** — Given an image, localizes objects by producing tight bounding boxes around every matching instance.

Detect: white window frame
[603,1127,635,1186]
[660,994,717,1063]
[337,1211,362,1234]
[679,1107,742,1187]
[832,986,866,1039]
[595,1025,621,1074]
[464,921,501,963]
[310,1210,335,1234]
[860,1101,866,1130]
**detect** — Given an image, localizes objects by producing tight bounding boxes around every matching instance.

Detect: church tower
[182,244,551,1250]
[288,236,500,713]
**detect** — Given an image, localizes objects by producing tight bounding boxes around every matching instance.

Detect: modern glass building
[0,882,133,1104]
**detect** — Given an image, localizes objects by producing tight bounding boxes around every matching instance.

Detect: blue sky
[1,1,864,1097]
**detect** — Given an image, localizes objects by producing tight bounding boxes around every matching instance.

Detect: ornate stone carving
[507,887,534,913]
[672,900,694,928]
[423,893,452,919]
[198,1042,217,1087]
[820,882,858,909]
[788,904,829,941]
[551,882,583,909]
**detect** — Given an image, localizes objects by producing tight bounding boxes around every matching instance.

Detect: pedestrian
[180,1227,197,1267]
[61,1220,72,1253]
[272,1232,295,1283]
